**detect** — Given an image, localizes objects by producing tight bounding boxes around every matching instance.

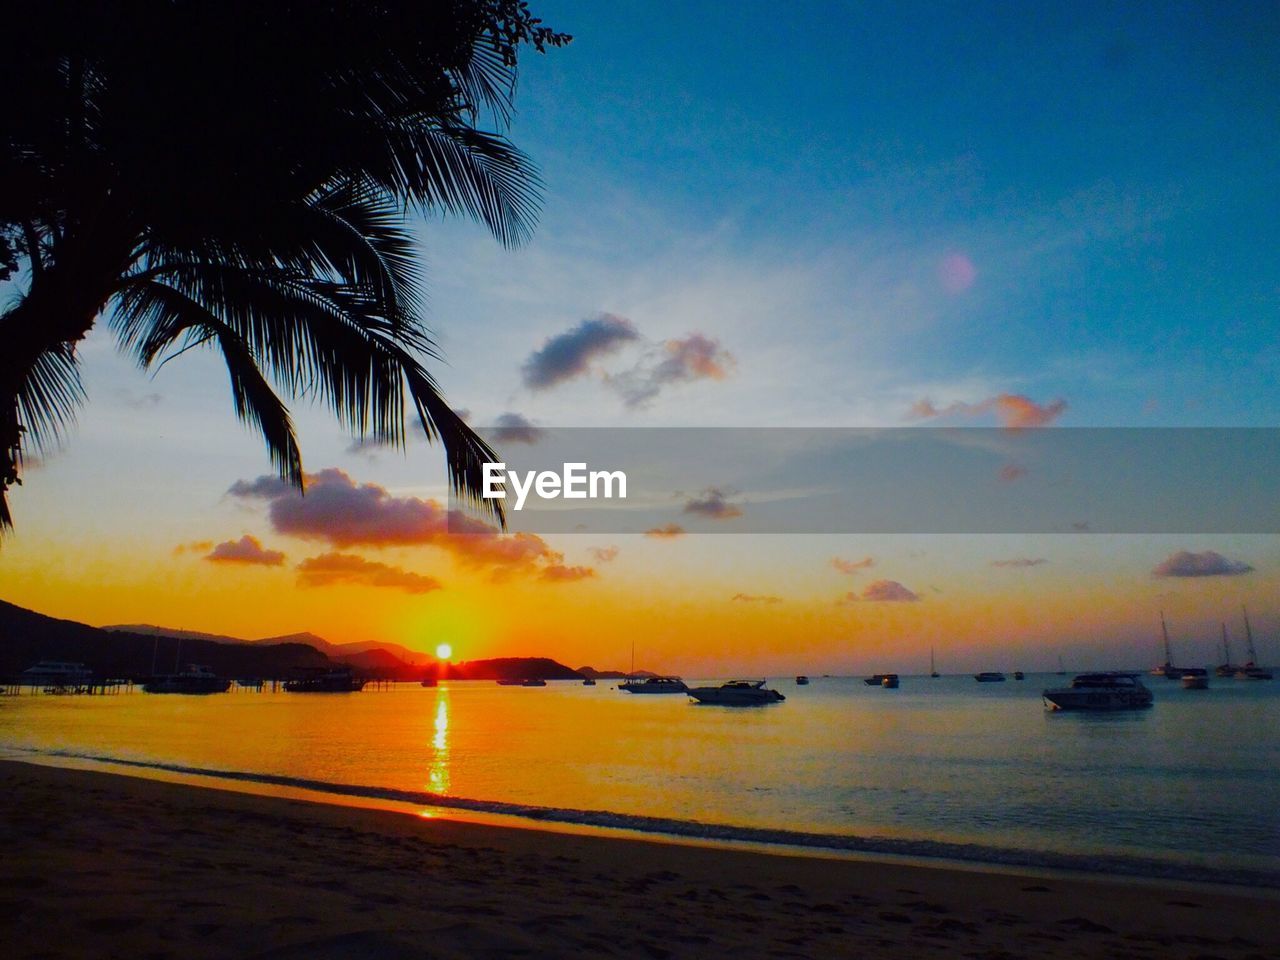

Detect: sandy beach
[1,760,1276,959]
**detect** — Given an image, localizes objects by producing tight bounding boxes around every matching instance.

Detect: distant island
[0,600,627,683]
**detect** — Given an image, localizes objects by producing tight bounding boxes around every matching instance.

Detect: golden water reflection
[428,690,449,795]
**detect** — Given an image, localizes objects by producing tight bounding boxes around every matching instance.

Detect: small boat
[144,664,231,694]
[1043,672,1154,711]
[687,680,785,705]
[863,673,894,686]
[283,666,365,693]
[521,678,547,687]
[1013,670,1025,680]
[1215,624,1244,678]
[582,678,597,686]
[619,676,688,694]
[930,647,940,678]
[1180,669,1209,690]
[420,676,438,687]
[795,675,810,685]
[1150,612,1191,679]
[495,678,524,686]
[974,671,1006,682]
[880,674,899,688]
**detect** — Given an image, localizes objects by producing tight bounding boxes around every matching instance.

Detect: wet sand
[1,759,1276,959]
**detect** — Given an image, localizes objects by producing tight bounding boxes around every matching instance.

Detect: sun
[435,643,453,661]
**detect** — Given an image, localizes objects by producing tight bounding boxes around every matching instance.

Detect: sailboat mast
[1243,606,1258,664]
[1221,622,1230,664]
[1160,611,1173,665]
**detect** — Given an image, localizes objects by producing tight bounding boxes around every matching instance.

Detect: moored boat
[521,678,547,687]
[143,664,231,694]
[1180,669,1209,690]
[1042,672,1153,711]
[283,666,365,693]
[795,675,810,685]
[619,676,687,694]
[880,674,899,688]
[582,678,597,686]
[974,671,1006,682]
[863,673,894,686]
[1235,607,1273,680]
[687,679,785,705]
[21,660,92,688]
[1013,670,1025,680]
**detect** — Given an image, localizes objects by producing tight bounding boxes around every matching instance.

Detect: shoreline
[3,758,1278,959]
[8,746,1277,892]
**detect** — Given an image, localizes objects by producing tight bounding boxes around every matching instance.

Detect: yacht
[1150,612,1191,679]
[863,673,894,686]
[974,671,1006,682]
[143,664,231,694]
[795,675,810,685]
[582,678,597,686]
[520,678,547,687]
[1215,622,1244,678]
[619,676,688,694]
[1235,608,1273,680]
[21,661,92,688]
[687,680,785,705]
[1042,672,1153,711]
[282,666,365,693]
[880,674,900,688]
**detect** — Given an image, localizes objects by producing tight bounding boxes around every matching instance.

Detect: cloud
[731,593,782,604]
[173,540,215,556]
[539,564,595,583]
[998,463,1028,482]
[296,553,442,594]
[488,412,545,445]
[910,393,1067,428]
[644,523,686,539]
[682,487,743,520]
[852,579,922,603]
[589,545,619,564]
[938,251,977,294]
[1152,550,1254,578]
[204,535,286,566]
[522,313,640,389]
[608,333,736,408]
[228,468,563,576]
[832,556,875,575]
[991,557,1048,568]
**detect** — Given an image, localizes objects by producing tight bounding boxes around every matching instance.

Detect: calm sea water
[3,675,1277,885]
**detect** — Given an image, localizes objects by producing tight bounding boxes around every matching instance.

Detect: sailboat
[1150,612,1187,679]
[929,647,940,678]
[1236,607,1273,680]
[1215,622,1243,678]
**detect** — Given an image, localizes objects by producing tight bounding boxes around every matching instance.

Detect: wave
[12,746,1278,889]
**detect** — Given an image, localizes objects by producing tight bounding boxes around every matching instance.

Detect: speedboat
[144,664,231,694]
[283,666,365,693]
[880,674,900,688]
[795,675,810,685]
[619,676,687,694]
[1180,669,1209,690]
[974,671,1006,682]
[687,680,785,705]
[1042,672,1153,711]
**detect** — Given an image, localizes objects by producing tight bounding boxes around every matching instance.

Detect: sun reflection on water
[428,691,449,795]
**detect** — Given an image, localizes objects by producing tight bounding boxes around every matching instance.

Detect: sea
[3,674,1277,887]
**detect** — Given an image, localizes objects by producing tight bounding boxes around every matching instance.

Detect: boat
[1215,623,1243,678]
[1150,612,1190,679]
[619,676,688,694]
[1013,670,1025,680]
[1043,672,1154,711]
[687,680,785,705]
[582,678,597,686]
[282,666,365,693]
[495,678,524,686]
[521,678,547,687]
[929,647,940,678]
[420,676,437,687]
[1235,607,1273,680]
[974,671,1006,682]
[795,675,810,685]
[1180,669,1209,690]
[863,673,894,686]
[143,664,231,694]
[880,674,899,688]
[1056,655,1066,676]
[21,661,92,688]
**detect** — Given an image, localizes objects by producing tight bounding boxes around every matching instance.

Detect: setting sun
[435,643,453,661]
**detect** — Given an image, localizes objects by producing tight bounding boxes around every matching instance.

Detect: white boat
[21,661,92,687]
[1042,672,1153,711]
[1180,669,1209,690]
[619,676,687,694]
[687,680,785,705]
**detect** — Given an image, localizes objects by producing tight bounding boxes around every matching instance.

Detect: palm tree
[0,0,569,533]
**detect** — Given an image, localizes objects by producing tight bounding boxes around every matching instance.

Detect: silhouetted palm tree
[0,0,568,532]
